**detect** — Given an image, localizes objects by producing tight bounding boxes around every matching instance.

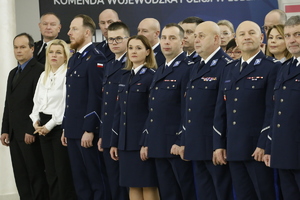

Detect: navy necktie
[240,61,248,73]
[12,66,22,87]
[197,61,205,73]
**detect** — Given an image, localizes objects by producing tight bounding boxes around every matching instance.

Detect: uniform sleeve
[213,66,228,150]
[82,53,106,134]
[1,71,14,134]
[110,95,121,148]
[256,62,280,149]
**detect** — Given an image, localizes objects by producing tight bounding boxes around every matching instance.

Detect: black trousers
[39,112,77,200]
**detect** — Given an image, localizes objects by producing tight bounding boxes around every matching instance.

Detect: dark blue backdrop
[39,0,278,41]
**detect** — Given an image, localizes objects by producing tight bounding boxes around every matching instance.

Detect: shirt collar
[18,57,33,71]
[241,51,260,64]
[152,42,160,50]
[132,64,144,75]
[165,51,184,66]
[202,47,220,64]
[78,42,92,54]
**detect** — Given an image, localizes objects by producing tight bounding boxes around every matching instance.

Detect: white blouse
[30,64,67,131]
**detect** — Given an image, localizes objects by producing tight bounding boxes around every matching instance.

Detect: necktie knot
[17,66,22,74]
[240,61,248,72]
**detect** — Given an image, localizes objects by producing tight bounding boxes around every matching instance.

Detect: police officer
[137,18,165,67]
[264,15,300,199]
[176,21,233,200]
[95,9,120,62]
[62,14,110,200]
[97,21,130,200]
[213,20,280,200]
[140,23,196,200]
[180,16,204,63]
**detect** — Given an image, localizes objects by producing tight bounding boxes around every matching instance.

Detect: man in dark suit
[180,16,204,63]
[176,21,233,200]
[140,23,196,200]
[264,15,300,199]
[61,14,110,200]
[95,9,120,62]
[97,21,130,200]
[137,18,165,67]
[33,13,61,65]
[213,21,280,200]
[1,33,48,200]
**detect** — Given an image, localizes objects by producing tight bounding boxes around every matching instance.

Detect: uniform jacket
[111,67,155,151]
[266,58,300,169]
[182,49,231,160]
[154,44,165,67]
[100,55,127,148]
[95,41,114,62]
[1,58,44,140]
[63,44,107,139]
[213,51,280,161]
[142,52,193,158]
[188,51,201,63]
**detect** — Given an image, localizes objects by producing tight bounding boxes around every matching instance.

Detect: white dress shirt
[30,64,67,131]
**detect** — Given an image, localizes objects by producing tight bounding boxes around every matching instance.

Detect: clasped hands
[33,121,50,136]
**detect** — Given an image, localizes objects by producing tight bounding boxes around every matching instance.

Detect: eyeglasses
[262,25,272,33]
[220,32,232,36]
[107,36,129,44]
[226,51,242,56]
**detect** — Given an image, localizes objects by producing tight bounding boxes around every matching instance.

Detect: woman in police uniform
[110,35,159,200]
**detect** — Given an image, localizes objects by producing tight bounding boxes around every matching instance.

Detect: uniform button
[68,84,70,87]
[205,86,208,89]
[109,81,111,84]
[188,120,191,123]
[189,97,192,100]
[283,86,286,90]
[278,111,281,115]
[152,97,155,100]
[277,124,280,128]
[252,86,255,89]
[150,108,153,112]
[106,92,108,95]
[236,87,239,90]
[167,86,170,89]
[70,74,73,77]
[137,89,139,92]
[123,112,126,115]
[280,99,284,102]
[124,101,126,104]
[155,87,158,90]
[233,121,236,125]
[188,108,191,112]
[126,91,128,94]
[172,85,175,88]
[123,122,126,126]
[105,102,107,105]
[67,95,70,98]
[234,98,238,101]
[233,109,236,113]
[67,105,69,108]
[104,112,107,115]
[192,85,195,89]
[150,119,153,122]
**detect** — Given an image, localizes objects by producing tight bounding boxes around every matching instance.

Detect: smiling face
[235,21,263,55]
[128,38,149,67]
[47,44,66,68]
[267,28,286,58]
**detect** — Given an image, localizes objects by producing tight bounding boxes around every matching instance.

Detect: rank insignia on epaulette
[94,48,100,54]
[225,57,232,63]
[188,61,194,65]
[211,59,218,66]
[140,68,147,74]
[254,58,262,65]
[86,55,91,61]
[82,51,88,58]
[174,61,181,67]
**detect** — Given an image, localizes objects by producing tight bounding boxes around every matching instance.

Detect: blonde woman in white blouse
[30,39,77,200]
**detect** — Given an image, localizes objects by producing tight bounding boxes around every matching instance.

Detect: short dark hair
[226,38,236,52]
[108,22,130,37]
[40,12,61,24]
[74,14,96,35]
[164,23,184,39]
[285,15,300,27]
[182,16,204,25]
[14,33,34,48]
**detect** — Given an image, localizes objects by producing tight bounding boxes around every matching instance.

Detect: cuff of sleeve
[45,119,57,132]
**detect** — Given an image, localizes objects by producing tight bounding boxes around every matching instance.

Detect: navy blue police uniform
[187,51,201,63]
[153,44,165,67]
[213,51,280,200]
[95,40,114,62]
[63,43,110,200]
[111,66,158,187]
[100,55,129,200]
[180,48,233,200]
[266,57,300,200]
[142,52,196,200]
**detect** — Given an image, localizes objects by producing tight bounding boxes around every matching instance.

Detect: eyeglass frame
[107,36,129,44]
